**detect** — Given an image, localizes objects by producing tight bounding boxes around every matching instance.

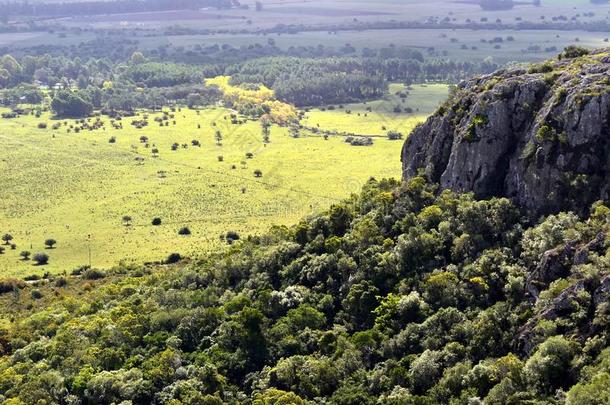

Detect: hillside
[402,46,610,217]
[1,50,610,404]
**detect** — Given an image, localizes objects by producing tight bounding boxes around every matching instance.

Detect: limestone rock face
[402,48,610,217]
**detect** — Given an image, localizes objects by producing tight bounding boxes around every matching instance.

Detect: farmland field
[0,85,447,277]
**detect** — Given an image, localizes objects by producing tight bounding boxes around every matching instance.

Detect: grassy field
[302,83,448,135]
[170,29,606,64]
[0,85,447,277]
[54,0,607,30]
[3,0,607,63]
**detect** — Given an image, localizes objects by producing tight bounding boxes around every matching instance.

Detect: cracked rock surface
[402,48,610,217]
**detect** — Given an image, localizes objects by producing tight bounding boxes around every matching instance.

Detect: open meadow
[302,83,449,135]
[0,84,447,277]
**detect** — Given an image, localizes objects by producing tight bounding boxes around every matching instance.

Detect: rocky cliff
[402,47,610,217]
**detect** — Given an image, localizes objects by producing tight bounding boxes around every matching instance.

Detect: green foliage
[464,114,487,142]
[51,90,93,118]
[560,46,591,60]
[0,178,608,404]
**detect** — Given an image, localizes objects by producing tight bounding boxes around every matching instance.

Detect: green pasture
[302,83,448,135]
[0,90,445,277]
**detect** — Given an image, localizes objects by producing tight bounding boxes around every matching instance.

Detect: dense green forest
[0,47,498,111]
[1,177,608,403]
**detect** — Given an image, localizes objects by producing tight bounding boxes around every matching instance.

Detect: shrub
[0,278,26,294]
[178,227,191,236]
[387,131,404,140]
[83,268,106,280]
[38,122,48,129]
[152,217,162,226]
[560,45,590,59]
[31,289,43,300]
[166,253,182,264]
[71,265,91,276]
[226,231,240,244]
[55,277,68,287]
[33,253,49,265]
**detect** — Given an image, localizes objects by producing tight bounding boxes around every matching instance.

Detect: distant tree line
[0,0,240,18]
[0,45,501,109]
[227,56,499,106]
[480,0,514,10]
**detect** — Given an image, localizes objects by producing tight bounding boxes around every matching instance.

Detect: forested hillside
[1,48,610,404]
[1,175,608,404]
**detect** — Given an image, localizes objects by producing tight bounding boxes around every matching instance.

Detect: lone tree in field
[33,253,49,266]
[122,216,133,227]
[20,251,31,260]
[152,217,162,226]
[254,169,263,178]
[262,121,271,144]
[215,130,223,146]
[2,234,13,245]
[178,227,191,236]
[45,239,57,249]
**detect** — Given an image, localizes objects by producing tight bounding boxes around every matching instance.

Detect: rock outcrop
[402,48,610,217]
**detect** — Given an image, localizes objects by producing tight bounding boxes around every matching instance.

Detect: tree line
[0,0,239,19]
[1,48,501,111]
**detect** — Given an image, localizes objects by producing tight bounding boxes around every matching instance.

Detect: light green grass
[302,83,448,135]
[0,91,444,277]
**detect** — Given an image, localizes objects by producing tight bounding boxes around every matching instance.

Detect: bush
[226,231,240,244]
[55,277,68,287]
[33,253,49,265]
[38,122,48,129]
[387,131,404,140]
[560,45,590,59]
[71,265,91,276]
[178,227,191,236]
[152,217,162,226]
[31,289,43,300]
[0,278,26,294]
[166,253,182,264]
[82,268,106,280]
